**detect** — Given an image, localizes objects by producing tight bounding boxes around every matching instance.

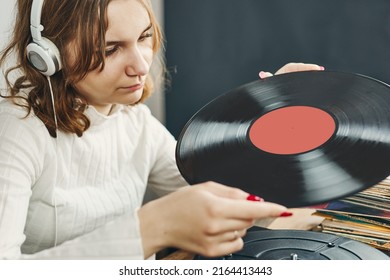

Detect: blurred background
[164,0,390,137]
[1,0,390,138]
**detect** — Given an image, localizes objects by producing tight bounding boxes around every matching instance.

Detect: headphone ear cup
[26,37,62,76]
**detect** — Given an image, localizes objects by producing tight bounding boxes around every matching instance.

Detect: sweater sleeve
[0,105,145,259]
[0,110,42,258]
[19,211,144,260]
[143,107,189,197]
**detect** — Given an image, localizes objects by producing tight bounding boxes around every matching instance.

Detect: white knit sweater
[0,99,187,259]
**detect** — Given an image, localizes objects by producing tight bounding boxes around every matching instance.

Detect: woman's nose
[125,47,151,77]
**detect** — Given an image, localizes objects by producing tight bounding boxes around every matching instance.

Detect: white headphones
[26,0,62,76]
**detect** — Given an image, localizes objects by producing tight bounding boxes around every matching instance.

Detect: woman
[0,0,322,259]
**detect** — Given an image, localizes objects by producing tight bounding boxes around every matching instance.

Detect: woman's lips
[120,82,144,92]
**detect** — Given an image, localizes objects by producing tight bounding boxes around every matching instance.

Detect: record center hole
[249,106,336,155]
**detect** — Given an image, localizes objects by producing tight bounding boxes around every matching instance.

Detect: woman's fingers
[259,71,274,79]
[259,62,325,79]
[189,182,289,221]
[199,235,245,257]
[275,62,324,75]
[214,199,288,220]
[209,228,247,243]
[191,181,251,200]
[202,216,254,235]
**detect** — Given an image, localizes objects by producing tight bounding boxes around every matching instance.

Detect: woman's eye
[105,46,119,57]
[139,33,153,42]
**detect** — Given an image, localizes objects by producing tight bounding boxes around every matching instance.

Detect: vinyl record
[195,229,390,260]
[176,71,390,207]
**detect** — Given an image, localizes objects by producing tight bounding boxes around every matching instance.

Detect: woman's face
[74,0,154,115]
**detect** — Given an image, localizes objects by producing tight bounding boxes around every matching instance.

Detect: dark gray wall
[164,0,390,137]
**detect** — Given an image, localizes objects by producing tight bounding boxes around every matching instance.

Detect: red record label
[249,106,336,155]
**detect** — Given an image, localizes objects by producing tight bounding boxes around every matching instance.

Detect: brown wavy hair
[0,0,163,137]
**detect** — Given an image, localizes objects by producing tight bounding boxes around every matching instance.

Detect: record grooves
[176,71,390,207]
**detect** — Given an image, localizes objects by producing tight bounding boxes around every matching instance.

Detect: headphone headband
[30,0,45,42]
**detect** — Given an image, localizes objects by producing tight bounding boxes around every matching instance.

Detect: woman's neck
[92,104,114,116]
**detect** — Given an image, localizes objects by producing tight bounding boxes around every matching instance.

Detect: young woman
[0,0,323,259]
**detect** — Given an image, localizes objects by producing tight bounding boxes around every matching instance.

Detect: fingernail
[259,71,265,79]
[279,211,293,217]
[319,66,325,70]
[246,194,264,202]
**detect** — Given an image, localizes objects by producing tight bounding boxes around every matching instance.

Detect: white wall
[0,0,16,51]
[0,0,17,91]
[0,0,166,123]
[146,0,165,123]
[0,0,16,49]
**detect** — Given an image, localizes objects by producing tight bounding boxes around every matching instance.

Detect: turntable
[176,71,390,260]
[194,227,389,260]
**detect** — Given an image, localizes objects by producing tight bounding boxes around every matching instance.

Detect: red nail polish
[246,194,264,202]
[279,212,293,217]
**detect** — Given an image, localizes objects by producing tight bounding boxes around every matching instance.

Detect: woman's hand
[259,62,325,79]
[138,182,289,258]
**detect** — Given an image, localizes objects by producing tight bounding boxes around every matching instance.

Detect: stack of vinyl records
[313,178,390,252]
